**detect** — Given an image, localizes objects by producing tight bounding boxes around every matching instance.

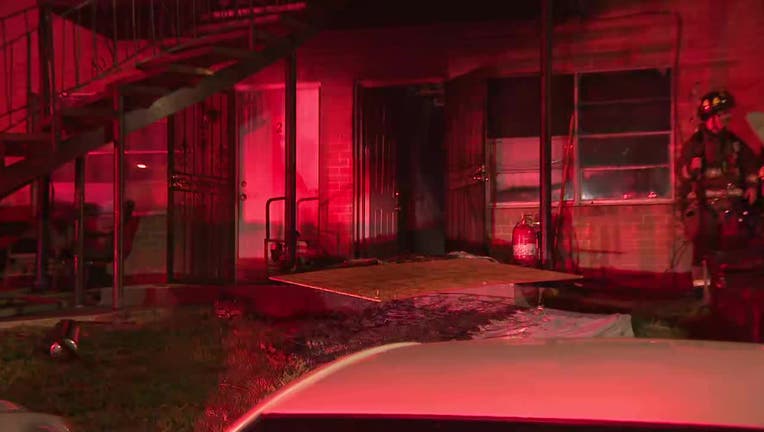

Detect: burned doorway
[167,93,236,284]
[443,74,489,256]
[354,83,446,259]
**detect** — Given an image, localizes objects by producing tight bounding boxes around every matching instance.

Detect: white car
[0,400,70,432]
[228,338,764,432]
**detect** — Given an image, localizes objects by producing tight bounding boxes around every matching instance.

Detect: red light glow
[136,163,148,169]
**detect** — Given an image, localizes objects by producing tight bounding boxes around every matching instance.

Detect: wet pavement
[280,293,518,364]
[259,292,633,367]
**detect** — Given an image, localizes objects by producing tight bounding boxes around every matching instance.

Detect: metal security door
[167,93,236,284]
[354,86,402,259]
[444,74,488,255]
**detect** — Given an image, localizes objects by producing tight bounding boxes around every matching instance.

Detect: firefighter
[679,90,759,300]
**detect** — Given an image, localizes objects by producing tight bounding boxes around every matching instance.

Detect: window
[488,75,574,204]
[489,68,672,204]
[48,120,168,214]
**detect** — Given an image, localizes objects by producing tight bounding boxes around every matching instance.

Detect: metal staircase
[0,0,345,200]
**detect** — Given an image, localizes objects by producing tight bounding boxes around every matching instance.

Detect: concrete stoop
[94,281,542,319]
[224,283,537,319]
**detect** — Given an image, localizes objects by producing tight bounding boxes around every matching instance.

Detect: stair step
[124,72,203,92]
[119,85,172,107]
[209,46,265,60]
[0,132,51,143]
[166,29,250,54]
[194,13,283,36]
[120,83,170,94]
[61,106,117,119]
[137,47,222,70]
[161,64,217,77]
[137,45,260,73]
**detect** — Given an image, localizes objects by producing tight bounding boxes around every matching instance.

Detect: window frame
[490,66,675,209]
[87,149,168,216]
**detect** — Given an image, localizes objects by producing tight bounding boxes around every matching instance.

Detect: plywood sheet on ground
[270,258,582,302]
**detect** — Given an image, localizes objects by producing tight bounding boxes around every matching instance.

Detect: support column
[284,52,297,270]
[34,177,51,292]
[166,115,175,283]
[73,156,86,306]
[34,5,55,292]
[112,89,125,310]
[539,0,554,270]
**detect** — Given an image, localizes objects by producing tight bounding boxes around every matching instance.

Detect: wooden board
[270,258,582,302]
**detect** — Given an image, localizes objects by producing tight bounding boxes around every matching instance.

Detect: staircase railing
[0,6,37,133]
[0,0,309,133]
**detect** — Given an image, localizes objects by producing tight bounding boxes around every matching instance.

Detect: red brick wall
[491,204,681,273]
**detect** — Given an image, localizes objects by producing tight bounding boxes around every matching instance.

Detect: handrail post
[284,51,297,270]
[33,4,55,293]
[112,87,125,310]
[264,196,286,275]
[73,156,86,306]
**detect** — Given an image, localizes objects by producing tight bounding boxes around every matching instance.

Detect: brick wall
[491,204,683,274]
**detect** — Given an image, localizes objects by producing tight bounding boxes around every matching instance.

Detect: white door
[236,85,320,281]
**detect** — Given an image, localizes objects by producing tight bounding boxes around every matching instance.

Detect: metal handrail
[264,196,286,241]
[264,195,320,270]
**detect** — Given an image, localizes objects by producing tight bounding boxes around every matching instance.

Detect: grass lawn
[0,308,310,432]
[0,293,735,431]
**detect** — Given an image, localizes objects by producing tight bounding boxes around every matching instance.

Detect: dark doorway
[354,84,446,259]
[443,74,488,255]
[167,92,236,284]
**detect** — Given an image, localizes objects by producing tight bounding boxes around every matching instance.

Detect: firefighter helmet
[697,90,735,121]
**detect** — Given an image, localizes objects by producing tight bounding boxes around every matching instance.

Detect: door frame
[233,82,322,282]
[352,78,448,258]
[166,91,237,284]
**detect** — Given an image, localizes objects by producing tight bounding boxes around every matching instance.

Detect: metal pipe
[2,20,10,117]
[74,10,81,86]
[265,196,286,241]
[227,91,237,282]
[38,6,53,121]
[265,195,286,276]
[284,51,297,269]
[539,0,553,269]
[112,88,125,310]
[352,83,360,258]
[91,2,97,75]
[34,5,55,292]
[74,156,86,306]
[34,176,51,292]
[25,12,31,116]
[149,0,156,43]
[112,0,118,66]
[166,114,175,283]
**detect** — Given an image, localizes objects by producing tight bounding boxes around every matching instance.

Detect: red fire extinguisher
[513,214,539,267]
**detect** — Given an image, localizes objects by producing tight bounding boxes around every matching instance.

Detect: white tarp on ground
[471,307,634,340]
